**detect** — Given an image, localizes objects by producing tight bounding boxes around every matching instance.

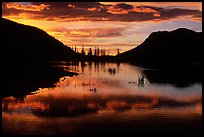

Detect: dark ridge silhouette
[115,28,202,87]
[116,28,202,68]
[2,18,78,97]
[2,18,76,62]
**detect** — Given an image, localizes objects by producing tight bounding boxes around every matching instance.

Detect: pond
[2,62,202,135]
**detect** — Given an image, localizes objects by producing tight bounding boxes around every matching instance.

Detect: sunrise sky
[2,2,202,55]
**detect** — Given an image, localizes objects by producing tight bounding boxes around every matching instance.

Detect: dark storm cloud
[150,6,202,19]
[112,3,134,10]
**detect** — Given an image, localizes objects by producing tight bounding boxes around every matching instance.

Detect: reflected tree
[137,76,145,87]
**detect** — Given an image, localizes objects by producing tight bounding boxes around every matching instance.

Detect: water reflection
[108,68,116,76]
[143,66,202,87]
[137,75,145,87]
[29,94,201,118]
[2,62,202,135]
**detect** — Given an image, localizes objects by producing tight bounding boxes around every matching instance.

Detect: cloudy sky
[2,2,202,55]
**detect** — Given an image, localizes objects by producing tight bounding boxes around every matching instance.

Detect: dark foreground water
[2,62,202,135]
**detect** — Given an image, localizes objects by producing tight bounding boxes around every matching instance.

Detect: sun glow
[2,2,202,55]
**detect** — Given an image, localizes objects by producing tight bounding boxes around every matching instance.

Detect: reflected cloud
[2,90,201,118]
[2,62,202,135]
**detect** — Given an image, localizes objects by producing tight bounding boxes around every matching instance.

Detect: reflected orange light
[88,7,97,12]
[106,100,128,110]
[196,103,202,112]
[87,103,97,109]
[68,4,75,8]
[2,101,49,111]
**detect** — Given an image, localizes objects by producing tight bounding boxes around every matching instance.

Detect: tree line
[71,46,120,56]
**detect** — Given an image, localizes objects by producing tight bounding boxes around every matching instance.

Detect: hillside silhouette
[2,18,77,97]
[116,28,202,67]
[2,18,76,62]
[116,28,202,86]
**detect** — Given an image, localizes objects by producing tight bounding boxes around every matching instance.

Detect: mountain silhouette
[2,18,76,62]
[117,28,202,67]
[2,18,77,97]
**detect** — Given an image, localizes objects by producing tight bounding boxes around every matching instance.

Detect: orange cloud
[69,29,90,37]
[101,2,202,11]
[2,2,201,22]
[191,14,202,22]
[132,7,160,17]
[107,3,133,14]
[6,3,50,12]
[107,3,160,17]
[50,27,126,38]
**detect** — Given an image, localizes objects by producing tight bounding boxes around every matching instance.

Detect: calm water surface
[2,62,202,135]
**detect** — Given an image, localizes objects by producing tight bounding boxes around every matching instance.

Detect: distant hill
[2,18,76,62]
[117,28,202,67]
[2,18,77,97]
